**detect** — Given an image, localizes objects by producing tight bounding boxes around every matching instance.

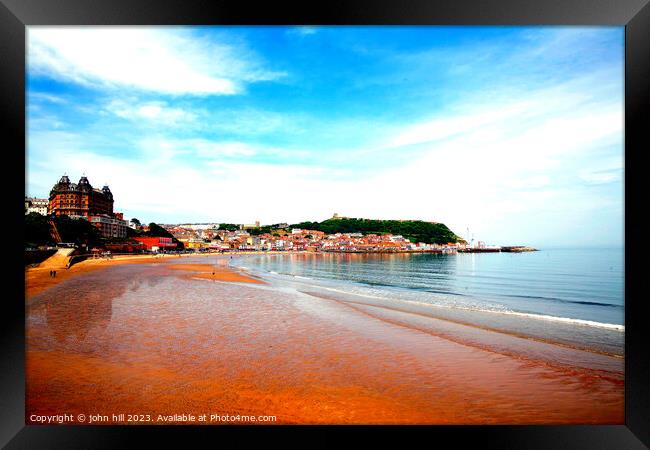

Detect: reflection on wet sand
[167,263,265,284]
[28,267,166,352]
[46,288,113,344]
[26,259,624,424]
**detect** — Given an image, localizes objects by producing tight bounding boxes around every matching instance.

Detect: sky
[26,26,624,247]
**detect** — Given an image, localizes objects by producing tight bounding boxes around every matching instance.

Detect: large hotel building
[49,175,114,217]
[47,175,128,238]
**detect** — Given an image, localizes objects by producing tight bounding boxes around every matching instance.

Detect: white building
[179,224,218,231]
[25,197,48,215]
[241,221,261,230]
[89,214,129,238]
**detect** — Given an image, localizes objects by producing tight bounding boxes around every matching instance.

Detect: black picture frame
[2,0,648,447]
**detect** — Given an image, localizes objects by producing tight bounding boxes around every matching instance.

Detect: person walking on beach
[52,270,56,278]
[49,270,53,278]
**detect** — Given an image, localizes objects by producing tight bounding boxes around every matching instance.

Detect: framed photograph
[3,0,648,447]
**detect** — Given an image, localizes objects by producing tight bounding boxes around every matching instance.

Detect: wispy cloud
[28,27,286,95]
[287,26,319,37]
[137,138,258,160]
[579,168,623,185]
[106,100,198,126]
[28,92,68,104]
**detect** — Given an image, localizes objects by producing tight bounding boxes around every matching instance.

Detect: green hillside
[288,218,460,245]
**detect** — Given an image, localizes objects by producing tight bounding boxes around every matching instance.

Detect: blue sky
[26,26,624,247]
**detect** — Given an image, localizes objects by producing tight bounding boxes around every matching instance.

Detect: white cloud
[288,26,319,36]
[208,108,298,136]
[505,175,551,190]
[105,101,305,136]
[132,137,315,166]
[28,27,285,95]
[106,100,197,125]
[135,137,261,161]
[385,102,533,149]
[175,139,258,158]
[579,168,622,185]
[29,92,68,104]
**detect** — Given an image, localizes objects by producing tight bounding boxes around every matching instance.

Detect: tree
[126,226,140,238]
[25,212,51,247]
[55,215,102,247]
[218,223,240,232]
[130,218,141,227]
[146,222,173,238]
[251,225,275,236]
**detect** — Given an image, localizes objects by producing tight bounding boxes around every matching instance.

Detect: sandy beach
[25,254,624,424]
[25,251,274,298]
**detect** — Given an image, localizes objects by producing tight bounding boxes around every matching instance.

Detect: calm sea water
[239,248,624,325]
[235,248,624,355]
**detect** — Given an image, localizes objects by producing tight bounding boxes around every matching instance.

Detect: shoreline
[167,263,265,284]
[25,251,278,298]
[25,247,544,298]
[27,250,623,345]
[232,254,624,361]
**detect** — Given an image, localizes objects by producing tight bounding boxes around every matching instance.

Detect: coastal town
[159,223,534,253]
[163,223,462,253]
[25,174,535,260]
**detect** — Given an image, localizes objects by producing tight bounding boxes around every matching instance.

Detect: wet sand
[25,253,262,298]
[25,257,623,424]
[167,263,265,284]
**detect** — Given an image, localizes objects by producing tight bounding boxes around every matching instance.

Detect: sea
[233,247,625,358]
